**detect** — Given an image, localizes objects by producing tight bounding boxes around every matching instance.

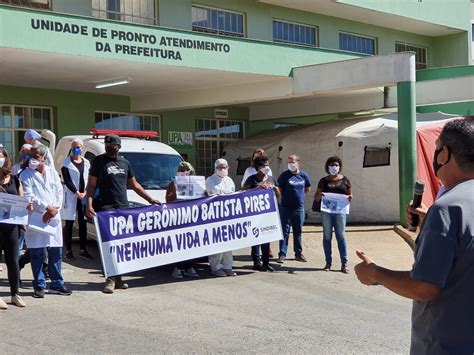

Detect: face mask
[328,165,340,176]
[259,167,271,175]
[21,153,30,163]
[177,171,189,176]
[71,147,81,156]
[216,168,228,178]
[105,145,119,158]
[288,163,298,172]
[433,147,450,177]
[29,158,41,170]
[0,158,5,168]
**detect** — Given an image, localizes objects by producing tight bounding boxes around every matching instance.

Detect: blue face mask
[328,165,340,176]
[72,147,81,156]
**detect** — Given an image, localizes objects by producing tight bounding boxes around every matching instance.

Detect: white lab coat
[20,165,63,248]
[205,174,235,271]
[60,157,90,220]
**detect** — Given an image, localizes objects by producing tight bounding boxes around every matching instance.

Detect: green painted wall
[431,32,470,67]
[339,0,471,31]
[158,0,192,30]
[0,85,130,138]
[417,101,474,116]
[52,0,92,17]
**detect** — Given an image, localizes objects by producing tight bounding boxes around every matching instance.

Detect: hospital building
[1,0,473,221]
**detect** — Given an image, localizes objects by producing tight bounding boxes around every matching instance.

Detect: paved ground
[0,225,415,354]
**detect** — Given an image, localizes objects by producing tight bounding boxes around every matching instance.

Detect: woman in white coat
[61,138,91,260]
[20,144,71,298]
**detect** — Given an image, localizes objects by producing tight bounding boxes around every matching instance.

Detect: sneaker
[33,287,45,299]
[183,267,199,278]
[276,255,285,264]
[114,276,128,290]
[78,249,93,260]
[171,267,184,279]
[323,263,331,271]
[103,278,115,294]
[253,263,263,271]
[49,285,72,296]
[211,269,227,277]
[341,264,349,274]
[11,295,26,308]
[0,298,8,310]
[295,254,307,262]
[223,269,237,276]
[64,250,75,261]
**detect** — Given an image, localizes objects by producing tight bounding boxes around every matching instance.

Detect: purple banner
[96,189,278,243]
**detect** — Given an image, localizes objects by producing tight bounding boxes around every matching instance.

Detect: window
[363,146,391,168]
[95,111,161,138]
[0,0,51,9]
[273,20,317,47]
[0,104,53,161]
[92,0,156,25]
[195,118,244,176]
[192,5,245,37]
[395,42,428,70]
[339,32,376,55]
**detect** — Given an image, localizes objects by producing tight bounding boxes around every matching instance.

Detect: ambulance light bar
[89,129,159,139]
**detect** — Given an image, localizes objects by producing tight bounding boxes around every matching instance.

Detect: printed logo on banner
[94,189,282,277]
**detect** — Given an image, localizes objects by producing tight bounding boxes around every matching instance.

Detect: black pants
[63,199,87,251]
[0,225,20,296]
[251,243,270,267]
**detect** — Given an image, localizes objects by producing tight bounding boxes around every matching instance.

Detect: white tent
[224,112,455,223]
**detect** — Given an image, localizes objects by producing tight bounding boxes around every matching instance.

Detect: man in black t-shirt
[85,134,160,294]
[242,156,280,271]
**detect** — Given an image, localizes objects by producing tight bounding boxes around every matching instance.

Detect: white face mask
[216,168,228,178]
[328,166,340,176]
[259,166,271,175]
[29,158,41,170]
[288,163,298,172]
[0,157,5,168]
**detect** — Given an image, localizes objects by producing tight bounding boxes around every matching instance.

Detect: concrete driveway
[0,225,414,354]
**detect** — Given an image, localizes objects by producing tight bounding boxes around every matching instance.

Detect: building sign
[214,109,229,119]
[168,131,193,146]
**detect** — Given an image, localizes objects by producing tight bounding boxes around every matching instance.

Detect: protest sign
[94,189,282,277]
[174,175,206,200]
[321,193,350,214]
[0,193,29,225]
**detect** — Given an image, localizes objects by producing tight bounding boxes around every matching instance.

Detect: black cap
[104,134,121,145]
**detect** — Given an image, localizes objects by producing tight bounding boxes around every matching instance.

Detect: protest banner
[0,193,29,225]
[94,189,282,277]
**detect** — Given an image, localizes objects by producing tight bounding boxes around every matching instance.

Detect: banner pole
[93,215,108,279]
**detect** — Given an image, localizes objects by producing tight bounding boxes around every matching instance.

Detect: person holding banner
[20,144,72,298]
[166,161,200,279]
[61,138,92,261]
[276,154,312,264]
[85,134,161,294]
[314,156,352,274]
[0,147,31,308]
[242,156,280,272]
[205,158,237,277]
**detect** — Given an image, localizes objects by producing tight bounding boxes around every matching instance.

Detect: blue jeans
[30,247,64,289]
[321,212,348,265]
[279,206,305,257]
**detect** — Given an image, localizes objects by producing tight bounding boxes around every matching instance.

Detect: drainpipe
[397,55,417,227]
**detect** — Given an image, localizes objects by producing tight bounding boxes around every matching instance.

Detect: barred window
[273,19,317,47]
[0,0,50,9]
[92,0,156,25]
[95,111,160,138]
[395,42,428,70]
[363,146,391,168]
[339,32,376,55]
[192,5,245,37]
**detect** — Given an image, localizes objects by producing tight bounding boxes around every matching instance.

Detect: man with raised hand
[355,117,474,355]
